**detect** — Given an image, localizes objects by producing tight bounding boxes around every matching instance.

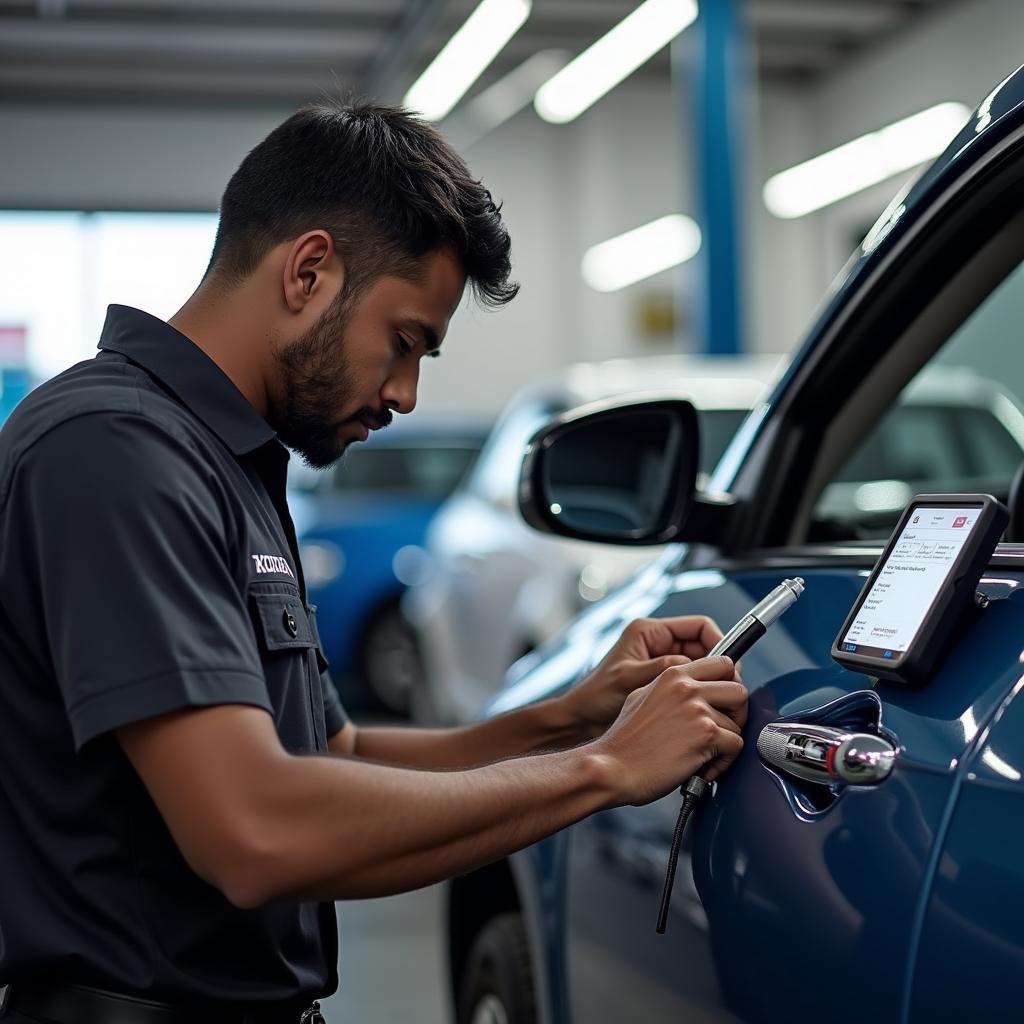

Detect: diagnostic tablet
[832,494,1008,684]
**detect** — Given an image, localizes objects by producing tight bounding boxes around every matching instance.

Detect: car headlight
[854,479,912,513]
[299,541,345,588]
[577,563,609,604]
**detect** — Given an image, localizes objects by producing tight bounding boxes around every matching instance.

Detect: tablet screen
[839,505,982,660]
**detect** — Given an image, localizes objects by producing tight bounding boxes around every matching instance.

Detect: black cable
[656,775,710,934]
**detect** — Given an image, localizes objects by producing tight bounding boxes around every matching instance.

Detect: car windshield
[698,409,749,474]
[330,442,482,499]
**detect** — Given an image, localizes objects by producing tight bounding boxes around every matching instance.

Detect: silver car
[405,354,781,725]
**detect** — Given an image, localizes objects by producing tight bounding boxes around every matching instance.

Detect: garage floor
[320,883,450,1023]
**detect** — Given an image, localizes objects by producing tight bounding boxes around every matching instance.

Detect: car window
[812,258,1024,539]
[466,397,566,503]
[956,406,1024,476]
[331,443,481,498]
[698,409,749,475]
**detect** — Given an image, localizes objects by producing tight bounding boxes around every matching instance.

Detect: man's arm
[329,695,584,767]
[119,656,744,907]
[330,615,732,768]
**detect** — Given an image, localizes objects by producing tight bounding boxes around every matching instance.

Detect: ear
[282,230,345,313]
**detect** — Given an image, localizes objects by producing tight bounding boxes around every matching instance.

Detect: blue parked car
[289,419,488,713]
[447,66,1024,1023]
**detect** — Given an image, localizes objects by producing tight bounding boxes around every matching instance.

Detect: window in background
[0,211,218,384]
[332,443,483,497]
[812,258,1024,539]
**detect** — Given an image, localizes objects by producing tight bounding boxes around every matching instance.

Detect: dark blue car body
[447,66,1024,1023]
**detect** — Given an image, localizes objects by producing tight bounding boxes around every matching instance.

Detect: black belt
[4,984,325,1024]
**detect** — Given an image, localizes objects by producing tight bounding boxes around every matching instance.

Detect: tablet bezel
[831,494,1008,684]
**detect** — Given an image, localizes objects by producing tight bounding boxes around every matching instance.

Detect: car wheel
[359,603,423,714]
[458,913,537,1024]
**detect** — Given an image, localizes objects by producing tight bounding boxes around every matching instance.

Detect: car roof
[360,416,492,441]
[510,353,786,414]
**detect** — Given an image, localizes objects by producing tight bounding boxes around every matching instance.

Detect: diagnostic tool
[709,577,805,661]
[656,577,805,935]
[832,494,1008,685]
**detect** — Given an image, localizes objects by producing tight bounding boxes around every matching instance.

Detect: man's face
[270,247,466,468]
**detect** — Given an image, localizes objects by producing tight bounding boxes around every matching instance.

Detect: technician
[0,101,746,1023]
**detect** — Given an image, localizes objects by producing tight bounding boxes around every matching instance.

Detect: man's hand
[559,615,737,735]
[594,656,747,806]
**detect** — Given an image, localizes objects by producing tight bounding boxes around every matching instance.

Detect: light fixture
[443,49,570,149]
[581,214,702,292]
[763,101,971,219]
[404,0,531,123]
[535,0,698,124]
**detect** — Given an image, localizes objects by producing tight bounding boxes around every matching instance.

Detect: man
[0,101,745,1022]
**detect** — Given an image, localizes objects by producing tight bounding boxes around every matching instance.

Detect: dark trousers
[0,988,328,1023]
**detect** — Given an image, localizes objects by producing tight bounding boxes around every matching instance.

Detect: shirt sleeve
[14,411,272,750]
[320,669,347,738]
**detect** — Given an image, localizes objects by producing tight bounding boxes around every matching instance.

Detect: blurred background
[3,1,1023,1020]
[5,0,1021,407]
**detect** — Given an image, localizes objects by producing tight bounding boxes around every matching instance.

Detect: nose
[381,356,419,415]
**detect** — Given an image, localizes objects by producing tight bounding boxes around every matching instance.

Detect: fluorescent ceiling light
[535,0,698,124]
[404,0,531,122]
[582,214,702,292]
[763,101,971,219]
[443,50,570,150]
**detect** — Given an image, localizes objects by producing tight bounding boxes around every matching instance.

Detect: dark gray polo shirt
[0,305,345,1003]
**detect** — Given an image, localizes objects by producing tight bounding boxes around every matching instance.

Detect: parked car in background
[813,366,1024,538]
[444,66,1024,1024]
[289,418,489,713]
[405,354,782,725]
[411,357,1024,727]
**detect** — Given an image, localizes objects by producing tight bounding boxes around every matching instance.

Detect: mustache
[353,407,394,431]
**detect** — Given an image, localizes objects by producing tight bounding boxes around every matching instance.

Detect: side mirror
[518,398,700,545]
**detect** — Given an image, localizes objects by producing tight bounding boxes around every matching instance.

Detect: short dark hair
[206,98,518,308]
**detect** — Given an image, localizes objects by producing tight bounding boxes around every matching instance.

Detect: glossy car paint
[455,66,1024,1023]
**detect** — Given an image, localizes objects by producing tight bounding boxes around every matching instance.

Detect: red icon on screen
[953,516,968,528]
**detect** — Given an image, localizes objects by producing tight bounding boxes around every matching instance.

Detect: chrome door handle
[757,722,896,786]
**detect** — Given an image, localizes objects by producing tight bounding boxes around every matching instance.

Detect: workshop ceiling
[0,0,953,109]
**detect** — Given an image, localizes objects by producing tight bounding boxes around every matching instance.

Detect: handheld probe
[655,577,806,934]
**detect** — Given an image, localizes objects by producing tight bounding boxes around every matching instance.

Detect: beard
[269,288,391,469]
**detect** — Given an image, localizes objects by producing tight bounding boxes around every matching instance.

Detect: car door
[905,587,1024,1023]
[549,92,1024,1023]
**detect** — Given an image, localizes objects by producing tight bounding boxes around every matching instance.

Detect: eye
[395,334,414,357]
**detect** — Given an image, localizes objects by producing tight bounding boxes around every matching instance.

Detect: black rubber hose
[656,775,711,934]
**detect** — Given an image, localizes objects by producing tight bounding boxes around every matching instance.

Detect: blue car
[447,68,1024,1023]
[289,420,488,713]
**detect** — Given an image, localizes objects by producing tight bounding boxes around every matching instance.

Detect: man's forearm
[351,696,590,768]
[242,742,613,905]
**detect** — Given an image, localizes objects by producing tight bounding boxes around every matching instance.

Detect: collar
[97,304,278,457]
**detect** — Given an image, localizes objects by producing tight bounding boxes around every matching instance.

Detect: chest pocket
[248,585,326,752]
[251,589,314,650]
